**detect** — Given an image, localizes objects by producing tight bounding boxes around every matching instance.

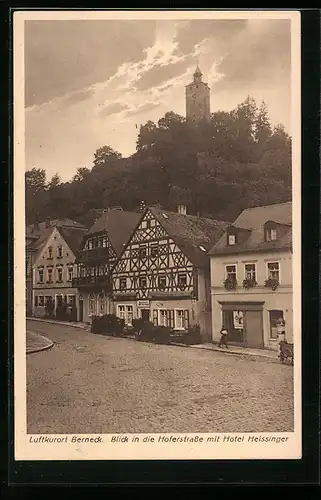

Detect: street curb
[27,318,280,363]
[27,334,54,355]
[27,317,90,331]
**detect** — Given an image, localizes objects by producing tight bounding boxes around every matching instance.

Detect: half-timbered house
[73,208,141,322]
[112,206,229,340]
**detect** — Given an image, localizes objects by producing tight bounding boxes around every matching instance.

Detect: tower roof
[193,64,203,78]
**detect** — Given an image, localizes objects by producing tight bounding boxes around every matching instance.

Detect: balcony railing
[72,275,112,289]
[77,247,113,263]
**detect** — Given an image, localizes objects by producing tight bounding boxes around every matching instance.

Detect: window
[267,262,280,281]
[159,310,168,327]
[244,263,256,281]
[47,268,53,283]
[139,276,147,289]
[150,245,158,258]
[146,219,151,229]
[67,295,75,306]
[226,265,237,282]
[178,273,187,289]
[57,267,63,282]
[269,310,284,339]
[228,234,236,246]
[97,238,102,248]
[88,240,93,250]
[38,295,44,307]
[38,268,44,284]
[48,246,53,259]
[158,275,166,290]
[44,296,51,305]
[98,293,105,315]
[139,246,147,259]
[126,305,133,325]
[102,236,107,248]
[57,246,63,258]
[89,293,97,315]
[175,310,185,329]
[265,228,277,241]
[67,266,73,282]
[118,305,125,320]
[119,277,127,291]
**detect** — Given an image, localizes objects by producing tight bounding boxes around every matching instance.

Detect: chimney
[178,204,187,215]
[140,200,146,212]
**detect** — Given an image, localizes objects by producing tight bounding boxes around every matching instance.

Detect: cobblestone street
[27,320,294,434]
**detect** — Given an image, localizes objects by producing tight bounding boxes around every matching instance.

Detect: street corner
[26,331,54,355]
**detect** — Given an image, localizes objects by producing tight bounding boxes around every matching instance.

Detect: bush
[90,314,124,336]
[132,318,145,334]
[184,324,202,345]
[136,321,155,342]
[153,326,171,345]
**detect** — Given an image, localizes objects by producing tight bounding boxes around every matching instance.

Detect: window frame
[88,293,97,316]
[48,246,53,259]
[244,262,257,281]
[47,267,53,283]
[57,266,63,283]
[57,245,63,258]
[158,275,166,290]
[67,266,73,282]
[225,264,237,281]
[227,233,236,246]
[150,244,159,258]
[139,276,147,289]
[158,309,168,327]
[266,261,280,282]
[174,309,185,330]
[139,246,147,260]
[119,277,127,291]
[37,295,45,307]
[178,272,187,289]
[38,267,44,284]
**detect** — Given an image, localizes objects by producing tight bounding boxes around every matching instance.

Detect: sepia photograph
[14,10,301,461]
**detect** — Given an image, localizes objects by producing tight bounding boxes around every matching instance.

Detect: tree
[25,167,47,192]
[93,145,122,169]
[72,167,91,182]
[48,173,62,188]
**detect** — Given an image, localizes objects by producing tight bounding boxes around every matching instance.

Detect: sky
[24,18,291,181]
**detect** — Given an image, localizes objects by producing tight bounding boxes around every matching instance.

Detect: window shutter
[153,309,158,326]
[171,310,175,328]
[184,310,189,329]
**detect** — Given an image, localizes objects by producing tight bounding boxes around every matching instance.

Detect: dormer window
[228,234,236,246]
[266,228,277,241]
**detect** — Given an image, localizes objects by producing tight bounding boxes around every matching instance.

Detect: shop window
[269,310,284,338]
[159,310,168,327]
[118,305,125,321]
[175,310,185,329]
[126,305,133,326]
[38,295,45,307]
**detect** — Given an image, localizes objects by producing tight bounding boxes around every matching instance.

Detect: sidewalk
[27,316,91,331]
[27,331,54,354]
[27,317,279,362]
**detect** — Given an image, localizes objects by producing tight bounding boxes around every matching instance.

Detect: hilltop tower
[185,64,211,123]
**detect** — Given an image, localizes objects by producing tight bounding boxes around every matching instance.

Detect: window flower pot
[242,278,257,289]
[264,278,279,291]
[223,278,237,291]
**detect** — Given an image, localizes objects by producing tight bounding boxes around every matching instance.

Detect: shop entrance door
[244,310,264,348]
[141,309,150,322]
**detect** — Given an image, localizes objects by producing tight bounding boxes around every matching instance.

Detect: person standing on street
[218,326,229,348]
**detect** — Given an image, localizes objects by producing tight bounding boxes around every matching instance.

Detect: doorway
[79,297,84,322]
[244,310,264,348]
[141,309,150,322]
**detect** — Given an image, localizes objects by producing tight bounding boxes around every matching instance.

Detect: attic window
[162,213,169,219]
[228,234,236,246]
[265,228,277,241]
[199,245,207,252]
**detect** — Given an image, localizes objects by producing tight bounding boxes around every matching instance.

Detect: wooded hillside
[25,96,292,227]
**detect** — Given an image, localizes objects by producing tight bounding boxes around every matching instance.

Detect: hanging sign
[137,299,150,308]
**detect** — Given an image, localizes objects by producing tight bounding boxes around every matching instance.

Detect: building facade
[209,202,293,350]
[29,222,87,318]
[73,209,141,323]
[112,206,228,341]
[185,65,211,123]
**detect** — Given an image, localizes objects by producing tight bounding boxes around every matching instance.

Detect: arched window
[89,293,97,316]
[98,292,105,316]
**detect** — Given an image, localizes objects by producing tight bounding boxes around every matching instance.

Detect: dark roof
[210,202,292,256]
[26,218,87,239]
[86,210,142,256]
[149,207,229,268]
[59,227,88,255]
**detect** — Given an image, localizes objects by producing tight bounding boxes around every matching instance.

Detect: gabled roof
[26,218,87,239]
[149,207,229,267]
[86,210,142,256]
[209,201,292,256]
[59,227,88,255]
